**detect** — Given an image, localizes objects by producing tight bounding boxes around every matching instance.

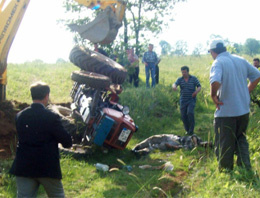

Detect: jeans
[16,177,65,198]
[214,113,251,171]
[145,63,156,88]
[180,100,195,135]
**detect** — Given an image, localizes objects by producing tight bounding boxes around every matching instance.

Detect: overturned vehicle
[67,46,138,151]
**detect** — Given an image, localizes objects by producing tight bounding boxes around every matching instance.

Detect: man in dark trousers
[172,66,201,135]
[209,39,260,171]
[10,82,72,197]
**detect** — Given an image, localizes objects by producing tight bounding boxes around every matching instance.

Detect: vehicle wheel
[69,46,127,84]
[71,70,111,89]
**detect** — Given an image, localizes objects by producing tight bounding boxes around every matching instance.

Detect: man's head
[181,66,189,78]
[208,39,226,60]
[253,58,259,68]
[30,82,50,106]
[148,44,154,52]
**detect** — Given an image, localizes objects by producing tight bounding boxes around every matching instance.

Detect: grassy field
[1,54,260,197]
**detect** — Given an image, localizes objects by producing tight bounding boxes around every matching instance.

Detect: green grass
[1,55,260,197]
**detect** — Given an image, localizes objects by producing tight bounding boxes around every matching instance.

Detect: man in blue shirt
[142,44,158,88]
[209,39,260,171]
[172,66,201,135]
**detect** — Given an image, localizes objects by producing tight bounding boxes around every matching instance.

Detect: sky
[6,0,260,63]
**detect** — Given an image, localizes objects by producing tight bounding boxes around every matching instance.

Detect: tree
[244,38,260,56]
[192,44,203,57]
[159,40,171,55]
[125,0,185,55]
[61,0,185,56]
[172,40,188,56]
[233,43,243,54]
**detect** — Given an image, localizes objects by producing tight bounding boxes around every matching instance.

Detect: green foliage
[192,44,203,57]
[172,40,188,56]
[159,40,171,55]
[61,0,186,56]
[250,79,260,108]
[244,38,260,56]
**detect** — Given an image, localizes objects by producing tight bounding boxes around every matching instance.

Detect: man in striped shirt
[172,66,201,135]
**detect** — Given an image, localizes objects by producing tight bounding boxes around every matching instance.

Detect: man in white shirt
[209,39,260,171]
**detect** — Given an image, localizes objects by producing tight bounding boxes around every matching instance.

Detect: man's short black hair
[181,66,189,72]
[253,58,259,62]
[211,43,227,54]
[30,82,50,100]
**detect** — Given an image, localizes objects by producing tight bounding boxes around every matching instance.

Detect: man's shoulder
[190,75,199,80]
[177,76,184,81]
[175,76,184,84]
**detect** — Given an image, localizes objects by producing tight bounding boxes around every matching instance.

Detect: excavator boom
[71,0,126,44]
[0,0,31,100]
[0,0,126,101]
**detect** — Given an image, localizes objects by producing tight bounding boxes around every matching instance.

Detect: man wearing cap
[209,39,260,171]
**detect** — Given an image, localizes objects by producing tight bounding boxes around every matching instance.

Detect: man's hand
[144,62,148,66]
[212,96,223,109]
[172,83,177,91]
[192,91,197,98]
[192,86,201,97]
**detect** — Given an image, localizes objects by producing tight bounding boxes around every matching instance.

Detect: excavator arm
[0,0,31,101]
[75,0,125,22]
[70,0,126,44]
[0,0,126,101]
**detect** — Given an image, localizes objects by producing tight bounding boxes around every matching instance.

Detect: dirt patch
[157,170,188,197]
[0,100,29,159]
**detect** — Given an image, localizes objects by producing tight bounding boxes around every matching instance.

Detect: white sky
[7,0,260,63]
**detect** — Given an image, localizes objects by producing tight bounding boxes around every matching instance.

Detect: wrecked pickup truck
[67,46,138,151]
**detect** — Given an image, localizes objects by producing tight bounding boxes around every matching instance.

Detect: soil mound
[0,100,29,159]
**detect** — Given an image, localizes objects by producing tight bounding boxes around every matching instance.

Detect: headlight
[122,106,130,115]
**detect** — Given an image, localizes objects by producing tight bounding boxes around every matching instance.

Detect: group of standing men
[127,43,160,88]
[173,39,260,172]
[8,40,260,197]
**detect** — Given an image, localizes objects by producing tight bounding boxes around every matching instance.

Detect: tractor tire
[71,70,111,89]
[69,46,127,84]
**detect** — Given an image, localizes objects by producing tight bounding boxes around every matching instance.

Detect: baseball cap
[208,39,225,51]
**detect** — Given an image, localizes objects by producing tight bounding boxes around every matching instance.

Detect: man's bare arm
[192,86,201,97]
[172,83,178,91]
[248,77,260,93]
[211,81,223,109]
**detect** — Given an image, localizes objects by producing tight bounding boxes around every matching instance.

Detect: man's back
[210,52,260,117]
[10,103,72,179]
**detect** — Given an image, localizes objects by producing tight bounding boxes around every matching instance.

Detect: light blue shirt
[210,52,260,117]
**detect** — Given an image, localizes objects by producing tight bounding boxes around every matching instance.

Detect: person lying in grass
[132,134,211,155]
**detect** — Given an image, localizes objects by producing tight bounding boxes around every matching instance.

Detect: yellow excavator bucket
[69,6,122,44]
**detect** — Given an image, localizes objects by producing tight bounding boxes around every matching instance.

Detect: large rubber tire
[69,46,127,84]
[71,70,111,89]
